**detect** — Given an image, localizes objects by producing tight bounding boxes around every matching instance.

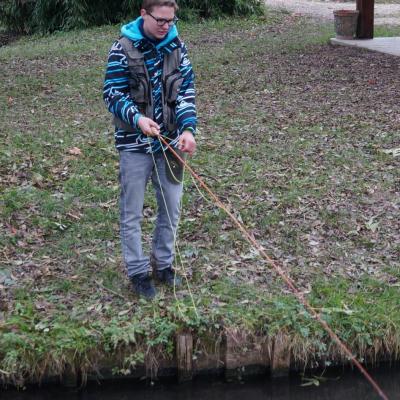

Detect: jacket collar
[121,17,179,50]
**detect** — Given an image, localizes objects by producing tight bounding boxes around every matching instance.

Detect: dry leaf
[68,147,82,156]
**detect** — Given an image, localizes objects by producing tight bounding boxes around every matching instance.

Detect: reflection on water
[2,367,399,400]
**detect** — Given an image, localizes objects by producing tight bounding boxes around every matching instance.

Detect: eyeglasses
[147,12,179,27]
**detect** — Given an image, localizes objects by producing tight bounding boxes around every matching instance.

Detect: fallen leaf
[68,147,82,156]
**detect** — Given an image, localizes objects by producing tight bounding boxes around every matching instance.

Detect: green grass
[374,24,400,36]
[1,10,399,386]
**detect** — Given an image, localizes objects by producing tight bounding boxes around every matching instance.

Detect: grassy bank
[1,11,400,386]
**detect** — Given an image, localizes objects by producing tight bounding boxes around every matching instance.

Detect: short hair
[141,0,178,12]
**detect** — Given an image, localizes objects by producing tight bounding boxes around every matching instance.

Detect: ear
[140,9,146,17]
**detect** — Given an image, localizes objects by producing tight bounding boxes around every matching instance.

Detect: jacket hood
[121,17,178,49]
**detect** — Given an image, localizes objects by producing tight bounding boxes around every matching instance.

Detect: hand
[178,130,196,156]
[138,116,160,137]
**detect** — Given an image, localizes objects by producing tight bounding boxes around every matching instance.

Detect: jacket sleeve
[103,41,142,129]
[176,42,197,135]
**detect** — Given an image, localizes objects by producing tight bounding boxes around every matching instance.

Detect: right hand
[138,116,160,137]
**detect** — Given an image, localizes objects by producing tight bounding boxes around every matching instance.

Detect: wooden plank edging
[176,333,193,382]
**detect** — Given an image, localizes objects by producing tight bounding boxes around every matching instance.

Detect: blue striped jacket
[103,17,197,153]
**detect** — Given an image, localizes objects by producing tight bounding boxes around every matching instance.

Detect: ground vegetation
[0,9,399,386]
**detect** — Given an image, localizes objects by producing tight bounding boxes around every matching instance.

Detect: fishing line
[160,148,200,320]
[155,133,389,400]
[148,137,200,321]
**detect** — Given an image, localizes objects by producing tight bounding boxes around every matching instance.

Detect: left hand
[178,130,196,156]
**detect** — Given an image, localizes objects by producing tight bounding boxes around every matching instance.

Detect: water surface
[2,366,399,400]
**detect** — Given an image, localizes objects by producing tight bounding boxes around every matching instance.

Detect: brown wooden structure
[356,0,374,39]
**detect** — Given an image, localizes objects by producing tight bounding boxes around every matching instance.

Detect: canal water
[1,366,399,400]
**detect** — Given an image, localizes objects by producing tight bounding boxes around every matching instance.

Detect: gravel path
[265,0,400,25]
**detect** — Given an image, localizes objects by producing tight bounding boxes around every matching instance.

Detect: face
[141,6,176,40]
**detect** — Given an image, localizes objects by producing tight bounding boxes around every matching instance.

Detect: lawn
[0,10,399,386]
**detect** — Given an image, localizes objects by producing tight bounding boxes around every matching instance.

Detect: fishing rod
[156,133,389,400]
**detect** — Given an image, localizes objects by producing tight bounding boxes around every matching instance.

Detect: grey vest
[113,36,183,133]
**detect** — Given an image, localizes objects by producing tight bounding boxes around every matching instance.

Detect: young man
[103,0,197,299]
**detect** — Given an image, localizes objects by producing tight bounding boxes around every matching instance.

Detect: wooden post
[271,333,290,377]
[176,333,193,382]
[356,0,374,39]
[224,334,243,381]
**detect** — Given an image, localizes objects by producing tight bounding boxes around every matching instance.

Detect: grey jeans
[119,151,183,278]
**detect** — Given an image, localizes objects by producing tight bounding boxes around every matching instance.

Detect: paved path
[265,0,400,25]
[331,36,400,56]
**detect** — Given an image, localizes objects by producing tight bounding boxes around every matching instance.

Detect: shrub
[0,0,35,34]
[179,0,264,19]
[0,0,264,34]
[0,0,133,34]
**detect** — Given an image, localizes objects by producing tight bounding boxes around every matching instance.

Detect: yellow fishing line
[148,137,199,320]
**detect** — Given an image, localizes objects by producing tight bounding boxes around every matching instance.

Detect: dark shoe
[130,273,156,299]
[156,267,182,288]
